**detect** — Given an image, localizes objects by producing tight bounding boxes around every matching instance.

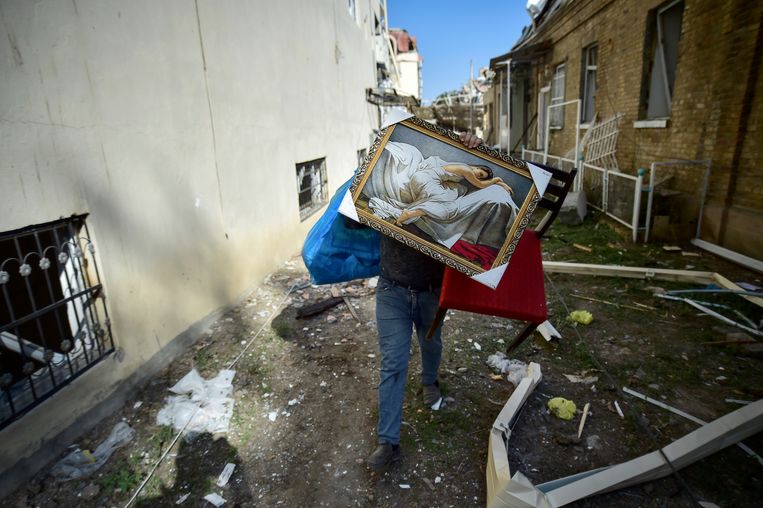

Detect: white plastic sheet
[51,422,135,481]
[156,369,236,435]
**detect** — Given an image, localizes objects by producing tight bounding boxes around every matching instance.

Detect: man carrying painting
[366,131,482,470]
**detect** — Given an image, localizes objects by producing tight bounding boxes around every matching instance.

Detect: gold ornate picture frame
[349,116,541,277]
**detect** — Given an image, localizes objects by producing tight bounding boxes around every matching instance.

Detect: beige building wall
[397,52,421,99]
[0,0,379,488]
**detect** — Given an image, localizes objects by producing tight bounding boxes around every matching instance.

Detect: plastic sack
[302,175,380,285]
[548,397,577,420]
[156,368,236,436]
[486,352,528,386]
[51,421,135,481]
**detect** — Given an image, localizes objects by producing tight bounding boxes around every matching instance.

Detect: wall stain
[33,154,42,185]
[100,142,112,188]
[45,99,54,125]
[194,0,224,218]
[18,174,27,201]
[0,5,23,66]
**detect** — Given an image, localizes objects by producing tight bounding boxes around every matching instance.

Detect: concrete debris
[559,190,587,226]
[216,463,236,487]
[563,374,598,384]
[203,492,226,506]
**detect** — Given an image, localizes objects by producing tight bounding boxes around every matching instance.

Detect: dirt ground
[3,212,763,508]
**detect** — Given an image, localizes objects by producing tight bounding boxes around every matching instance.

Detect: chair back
[528,162,578,239]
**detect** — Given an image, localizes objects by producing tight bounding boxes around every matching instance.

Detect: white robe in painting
[363,142,520,250]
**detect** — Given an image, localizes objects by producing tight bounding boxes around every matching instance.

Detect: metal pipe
[633,169,645,242]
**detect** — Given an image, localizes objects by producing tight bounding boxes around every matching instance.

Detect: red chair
[426,162,578,353]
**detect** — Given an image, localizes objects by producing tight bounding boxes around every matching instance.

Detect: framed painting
[349,116,542,277]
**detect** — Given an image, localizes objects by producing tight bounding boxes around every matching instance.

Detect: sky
[387,0,530,103]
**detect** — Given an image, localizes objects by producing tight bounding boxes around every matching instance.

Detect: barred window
[296,158,328,221]
[0,215,114,429]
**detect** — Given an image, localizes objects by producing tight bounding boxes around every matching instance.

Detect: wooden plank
[542,261,715,284]
[296,297,343,318]
[711,273,763,309]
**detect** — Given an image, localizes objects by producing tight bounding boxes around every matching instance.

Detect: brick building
[484,0,762,261]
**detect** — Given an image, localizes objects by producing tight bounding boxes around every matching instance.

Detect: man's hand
[459,131,482,149]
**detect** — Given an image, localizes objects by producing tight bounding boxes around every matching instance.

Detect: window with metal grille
[581,44,598,123]
[550,63,566,128]
[642,0,684,119]
[0,215,114,429]
[296,158,328,221]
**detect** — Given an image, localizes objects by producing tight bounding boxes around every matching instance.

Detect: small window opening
[296,158,328,221]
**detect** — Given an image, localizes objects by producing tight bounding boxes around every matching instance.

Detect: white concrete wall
[0,0,379,479]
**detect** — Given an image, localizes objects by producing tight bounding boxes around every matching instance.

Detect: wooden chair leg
[506,322,538,354]
[426,306,448,340]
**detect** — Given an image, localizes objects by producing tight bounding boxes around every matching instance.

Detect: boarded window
[550,64,565,128]
[296,158,328,221]
[581,44,597,123]
[645,1,684,118]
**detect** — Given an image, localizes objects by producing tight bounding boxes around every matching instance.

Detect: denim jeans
[375,276,443,445]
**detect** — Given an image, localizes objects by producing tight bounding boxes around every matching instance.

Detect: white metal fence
[522,148,644,242]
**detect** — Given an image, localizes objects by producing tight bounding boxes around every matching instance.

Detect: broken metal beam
[542,261,715,284]
[487,364,763,507]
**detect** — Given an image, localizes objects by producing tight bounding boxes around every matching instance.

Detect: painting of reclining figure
[350,117,540,276]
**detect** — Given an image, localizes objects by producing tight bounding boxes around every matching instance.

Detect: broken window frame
[296,157,329,221]
[642,0,684,119]
[0,215,115,430]
[537,85,551,149]
[581,44,598,124]
[550,63,566,129]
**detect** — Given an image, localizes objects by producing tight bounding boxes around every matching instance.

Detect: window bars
[0,215,114,429]
[297,158,328,221]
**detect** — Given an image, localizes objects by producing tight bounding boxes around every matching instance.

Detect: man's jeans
[375,276,443,445]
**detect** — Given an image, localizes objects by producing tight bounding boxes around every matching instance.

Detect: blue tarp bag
[302,175,380,284]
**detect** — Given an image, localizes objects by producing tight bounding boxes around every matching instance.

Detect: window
[550,63,566,128]
[296,158,328,221]
[643,0,684,119]
[581,44,597,123]
[0,215,114,429]
[347,0,356,20]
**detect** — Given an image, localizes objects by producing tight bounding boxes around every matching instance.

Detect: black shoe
[367,443,401,470]
[423,380,442,408]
